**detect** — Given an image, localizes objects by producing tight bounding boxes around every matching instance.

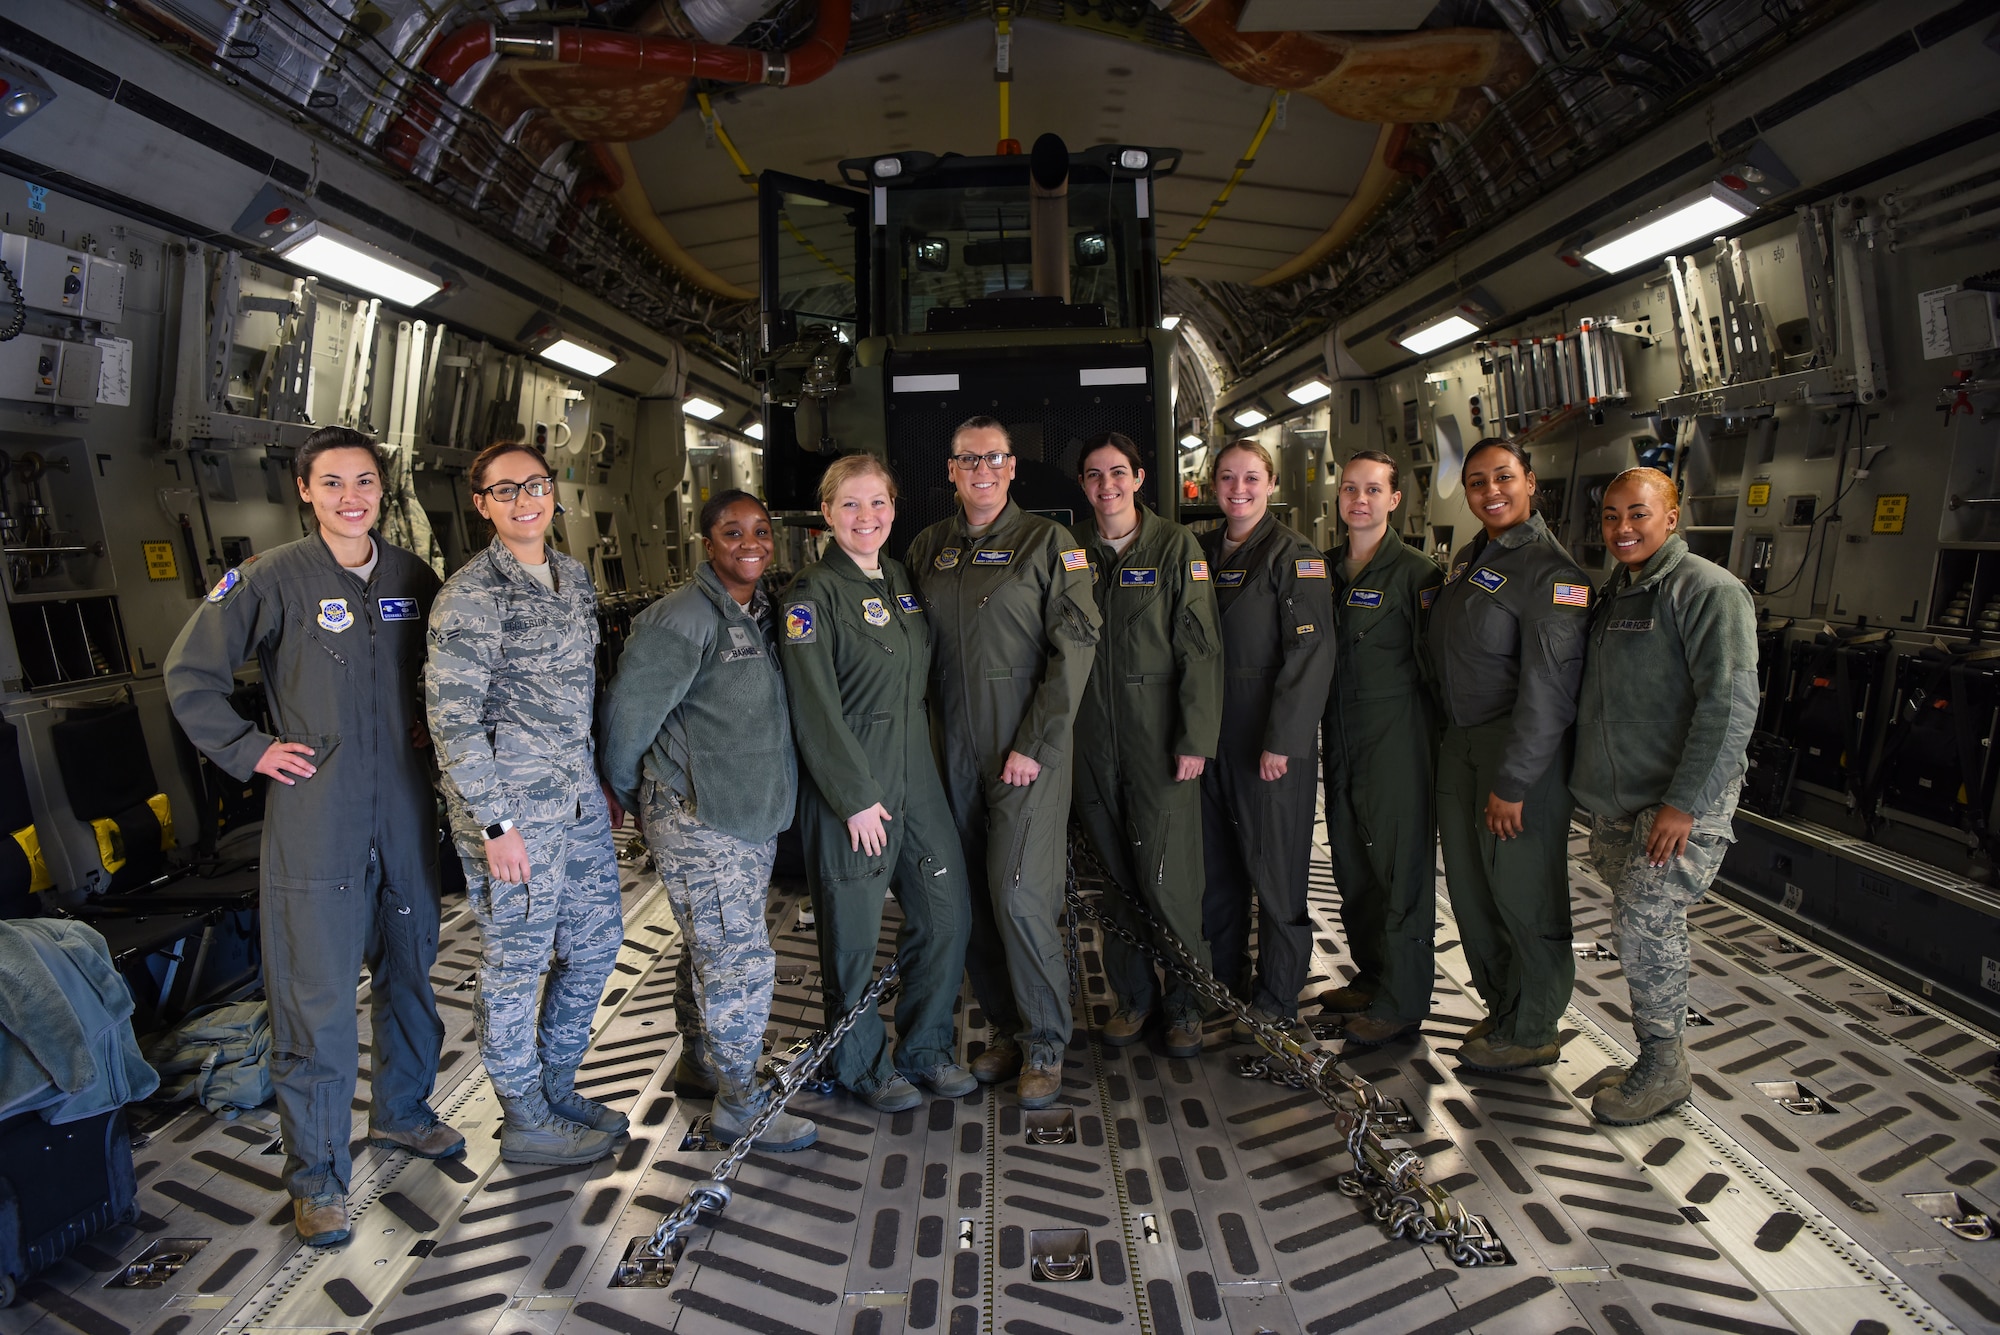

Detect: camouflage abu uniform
[426,542,623,1103]
[598,565,798,1087]
[1572,534,1757,1042]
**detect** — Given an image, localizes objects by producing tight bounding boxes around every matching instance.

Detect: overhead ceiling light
[1287,378,1332,405]
[537,337,616,378]
[683,395,725,421]
[1580,182,1758,274]
[1160,315,1182,330]
[272,220,442,307]
[1231,404,1268,428]
[1396,313,1480,356]
[744,421,765,440]
[1178,433,1203,450]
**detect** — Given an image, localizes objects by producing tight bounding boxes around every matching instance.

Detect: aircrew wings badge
[785,602,817,642]
[1061,548,1089,572]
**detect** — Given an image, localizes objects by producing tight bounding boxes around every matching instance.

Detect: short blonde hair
[1212,438,1277,483]
[818,453,900,509]
[1606,466,1679,508]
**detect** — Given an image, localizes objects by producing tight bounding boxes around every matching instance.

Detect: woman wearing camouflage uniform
[600,490,815,1152]
[1573,468,1756,1125]
[427,441,625,1167]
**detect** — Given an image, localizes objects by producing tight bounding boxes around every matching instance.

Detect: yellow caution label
[1746,483,1771,507]
[1872,494,1908,534]
[143,541,179,580]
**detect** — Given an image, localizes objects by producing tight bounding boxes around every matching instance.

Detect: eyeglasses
[475,477,555,502]
[950,452,1012,471]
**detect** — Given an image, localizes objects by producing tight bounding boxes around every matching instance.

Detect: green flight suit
[1070,507,1224,1026]
[1427,512,1590,1048]
[1321,536,1444,1026]
[778,547,972,1096]
[1199,514,1337,1018]
[908,501,1101,1068]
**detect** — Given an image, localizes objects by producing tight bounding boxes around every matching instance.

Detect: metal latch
[1754,1080,1837,1115]
[680,1113,715,1151]
[1573,940,1619,961]
[610,1235,684,1288]
[1447,1213,1513,1268]
[774,963,807,986]
[1024,1109,1076,1144]
[106,1237,207,1289]
[1028,1228,1093,1282]
[1908,1192,1995,1241]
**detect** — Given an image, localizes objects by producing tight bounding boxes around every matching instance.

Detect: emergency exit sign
[1872,494,1908,534]
[142,541,179,580]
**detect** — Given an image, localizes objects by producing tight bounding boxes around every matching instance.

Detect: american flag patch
[1061,548,1089,572]
[1553,582,1590,608]
[1190,560,1210,581]
[1295,558,1327,579]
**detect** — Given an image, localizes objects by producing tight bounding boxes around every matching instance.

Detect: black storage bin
[0,1105,139,1307]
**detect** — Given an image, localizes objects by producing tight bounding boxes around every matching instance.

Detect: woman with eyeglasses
[428,440,626,1166]
[906,416,1100,1111]
[1198,439,1336,1041]
[1428,438,1590,1073]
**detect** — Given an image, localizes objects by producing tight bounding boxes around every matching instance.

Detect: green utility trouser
[1435,716,1576,1047]
[1074,755,1209,1025]
[950,761,1076,1070]
[1324,692,1438,1025]
[802,792,970,1095]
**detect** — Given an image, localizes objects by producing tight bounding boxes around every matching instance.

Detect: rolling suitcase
[0,1105,140,1307]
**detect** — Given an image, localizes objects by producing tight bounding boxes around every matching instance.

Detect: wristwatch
[483,818,515,840]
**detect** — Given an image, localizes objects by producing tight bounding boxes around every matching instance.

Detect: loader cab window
[760,178,868,350]
[885,171,1150,334]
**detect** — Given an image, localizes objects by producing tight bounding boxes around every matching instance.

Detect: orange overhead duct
[1160,0,1531,123]
[1253,123,1408,287]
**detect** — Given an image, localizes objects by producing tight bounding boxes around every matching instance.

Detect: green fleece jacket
[1570,534,1758,820]
[597,563,797,843]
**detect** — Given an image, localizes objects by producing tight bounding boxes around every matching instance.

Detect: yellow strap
[697,93,854,284]
[1164,93,1282,266]
[11,825,52,893]
[90,816,126,875]
[148,792,177,851]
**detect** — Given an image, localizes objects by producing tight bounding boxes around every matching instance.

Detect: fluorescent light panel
[538,338,616,377]
[745,422,765,440]
[1287,378,1331,404]
[275,222,442,307]
[1581,183,1757,274]
[1231,405,1268,428]
[1396,314,1479,356]
[683,396,725,420]
[1179,433,1202,450]
[1160,315,1182,330]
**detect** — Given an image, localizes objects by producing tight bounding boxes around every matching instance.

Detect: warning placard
[1871,494,1908,535]
[143,541,179,580]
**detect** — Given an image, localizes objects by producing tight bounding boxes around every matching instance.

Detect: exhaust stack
[1029,133,1070,302]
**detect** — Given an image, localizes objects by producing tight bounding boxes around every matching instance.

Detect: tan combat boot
[1101,1007,1150,1047]
[971,1038,1023,1084]
[1592,1039,1691,1125]
[293,1192,349,1247]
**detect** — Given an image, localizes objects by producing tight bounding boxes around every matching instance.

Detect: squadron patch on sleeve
[784,602,818,642]
[1447,561,1469,583]
[206,568,241,603]
[1295,558,1327,579]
